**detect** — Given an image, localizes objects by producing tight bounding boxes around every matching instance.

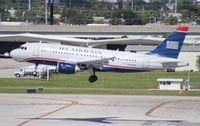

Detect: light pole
[131,0,133,12]
[45,0,48,24]
[84,0,86,10]
[50,0,54,25]
[175,0,177,14]
[28,0,31,11]
[130,0,136,12]
[69,0,71,7]
[134,0,136,11]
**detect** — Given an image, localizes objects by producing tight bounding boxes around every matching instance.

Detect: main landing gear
[88,68,98,83]
[88,75,98,83]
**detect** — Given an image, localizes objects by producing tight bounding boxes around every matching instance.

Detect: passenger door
[33,44,40,56]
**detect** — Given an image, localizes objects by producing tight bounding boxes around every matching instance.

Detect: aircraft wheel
[93,75,98,81]
[88,75,98,83]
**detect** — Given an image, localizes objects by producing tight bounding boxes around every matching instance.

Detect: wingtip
[176,26,189,32]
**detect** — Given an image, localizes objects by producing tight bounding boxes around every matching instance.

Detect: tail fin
[149,26,189,58]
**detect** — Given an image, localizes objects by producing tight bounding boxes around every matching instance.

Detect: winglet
[176,26,189,32]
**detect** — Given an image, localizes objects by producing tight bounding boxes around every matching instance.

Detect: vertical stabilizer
[150,26,189,58]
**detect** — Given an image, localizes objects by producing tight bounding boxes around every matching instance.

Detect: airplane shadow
[22,117,188,125]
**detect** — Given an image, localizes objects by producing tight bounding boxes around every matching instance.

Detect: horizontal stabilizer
[161,61,189,69]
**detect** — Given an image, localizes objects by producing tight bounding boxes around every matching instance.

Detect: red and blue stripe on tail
[149,26,189,58]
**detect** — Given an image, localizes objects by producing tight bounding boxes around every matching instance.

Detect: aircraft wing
[77,57,115,69]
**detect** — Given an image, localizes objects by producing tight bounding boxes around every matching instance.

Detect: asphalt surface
[0,94,200,126]
[0,59,31,78]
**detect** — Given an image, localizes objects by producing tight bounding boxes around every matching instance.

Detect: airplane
[10,26,189,83]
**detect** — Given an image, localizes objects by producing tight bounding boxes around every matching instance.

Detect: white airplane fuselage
[10,43,187,72]
[9,26,189,82]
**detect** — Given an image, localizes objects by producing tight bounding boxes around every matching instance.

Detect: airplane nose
[10,50,15,58]
[10,49,18,60]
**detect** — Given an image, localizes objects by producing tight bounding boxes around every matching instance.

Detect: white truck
[14,65,56,78]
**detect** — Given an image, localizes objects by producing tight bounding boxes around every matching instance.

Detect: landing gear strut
[88,68,98,83]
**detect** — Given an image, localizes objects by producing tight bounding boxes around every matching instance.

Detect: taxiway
[0,94,200,126]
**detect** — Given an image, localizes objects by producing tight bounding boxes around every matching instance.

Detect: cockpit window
[20,46,27,50]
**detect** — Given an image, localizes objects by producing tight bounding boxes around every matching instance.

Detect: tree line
[0,0,200,25]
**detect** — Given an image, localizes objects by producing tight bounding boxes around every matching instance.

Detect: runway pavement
[0,94,200,126]
[0,59,31,78]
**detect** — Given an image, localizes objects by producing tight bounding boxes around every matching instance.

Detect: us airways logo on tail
[150,26,188,58]
[166,41,179,50]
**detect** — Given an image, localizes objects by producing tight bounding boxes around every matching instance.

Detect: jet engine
[57,62,81,74]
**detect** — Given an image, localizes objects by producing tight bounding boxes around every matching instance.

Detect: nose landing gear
[33,63,38,76]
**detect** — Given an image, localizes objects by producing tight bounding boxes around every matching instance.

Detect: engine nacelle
[57,62,81,74]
